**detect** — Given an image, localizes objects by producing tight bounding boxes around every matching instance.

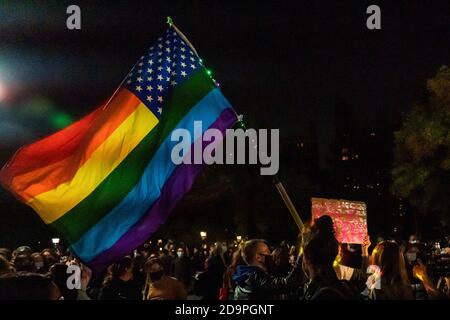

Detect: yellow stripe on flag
[29,103,158,224]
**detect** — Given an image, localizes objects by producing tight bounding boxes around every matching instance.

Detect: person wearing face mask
[233,239,302,300]
[170,247,192,291]
[31,252,46,274]
[143,258,187,300]
[99,256,142,300]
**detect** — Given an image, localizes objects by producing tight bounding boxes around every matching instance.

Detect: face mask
[35,261,44,269]
[177,252,184,258]
[406,252,416,263]
[263,255,276,273]
[149,270,164,282]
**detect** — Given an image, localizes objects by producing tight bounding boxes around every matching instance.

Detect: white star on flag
[146,96,153,102]
[158,96,163,102]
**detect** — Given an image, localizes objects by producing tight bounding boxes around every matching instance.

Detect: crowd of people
[0,215,449,300]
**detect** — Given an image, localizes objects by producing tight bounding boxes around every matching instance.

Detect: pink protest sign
[311,197,368,244]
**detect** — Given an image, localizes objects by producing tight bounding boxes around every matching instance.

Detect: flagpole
[168,17,240,123]
[167,17,304,232]
[167,17,199,57]
[273,176,304,231]
[235,116,304,232]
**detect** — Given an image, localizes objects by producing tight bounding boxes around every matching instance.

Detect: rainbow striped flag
[0,25,237,271]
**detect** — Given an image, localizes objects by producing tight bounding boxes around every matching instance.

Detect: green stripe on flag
[50,70,214,243]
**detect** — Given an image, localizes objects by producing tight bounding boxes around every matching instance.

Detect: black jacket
[233,264,301,300]
[99,278,142,300]
[171,257,192,287]
[201,255,227,300]
[303,268,355,300]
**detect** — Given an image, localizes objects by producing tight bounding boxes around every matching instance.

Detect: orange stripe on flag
[8,88,142,202]
[0,107,103,189]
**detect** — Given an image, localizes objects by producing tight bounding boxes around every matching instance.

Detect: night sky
[0,0,449,245]
[1,1,449,138]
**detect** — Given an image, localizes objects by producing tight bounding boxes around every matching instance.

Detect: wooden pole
[166,18,304,234]
[273,176,304,231]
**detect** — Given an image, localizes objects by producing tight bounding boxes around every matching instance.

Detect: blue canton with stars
[123,28,204,118]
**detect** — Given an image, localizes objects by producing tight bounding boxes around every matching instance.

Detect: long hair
[311,215,336,239]
[112,256,133,278]
[370,241,412,299]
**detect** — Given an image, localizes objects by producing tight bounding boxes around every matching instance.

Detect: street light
[200,231,207,241]
[236,235,242,242]
[51,238,60,245]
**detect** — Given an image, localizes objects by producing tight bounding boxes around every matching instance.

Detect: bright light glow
[0,81,6,102]
[236,235,242,241]
[200,231,207,238]
[51,238,60,244]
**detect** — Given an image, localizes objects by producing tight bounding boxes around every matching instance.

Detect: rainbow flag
[0,25,237,271]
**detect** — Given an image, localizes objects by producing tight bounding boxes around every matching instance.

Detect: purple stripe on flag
[88,108,237,272]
